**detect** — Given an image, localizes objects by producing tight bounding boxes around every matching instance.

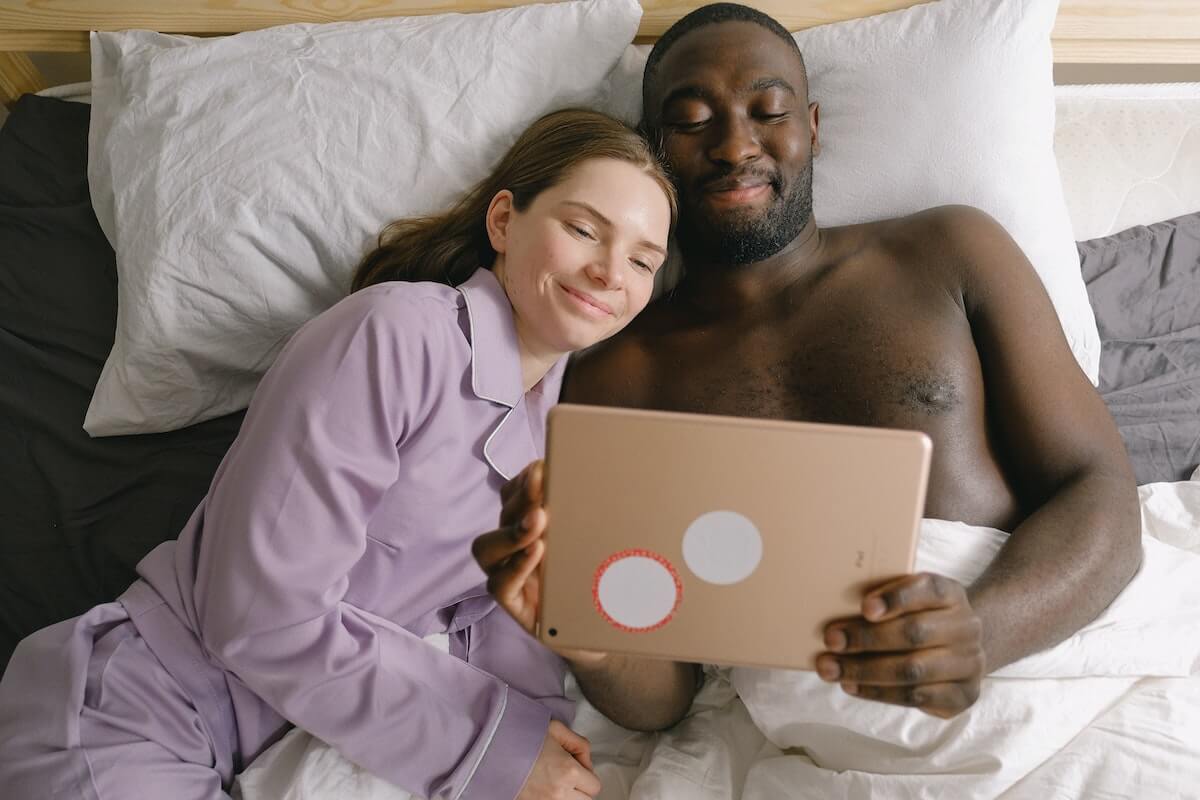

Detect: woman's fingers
[548,721,593,770]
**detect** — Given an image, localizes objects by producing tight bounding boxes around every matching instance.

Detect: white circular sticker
[594,552,680,632]
[682,510,763,585]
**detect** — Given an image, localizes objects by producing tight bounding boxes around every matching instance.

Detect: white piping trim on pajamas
[483,405,519,481]
[454,685,509,800]
[458,280,512,408]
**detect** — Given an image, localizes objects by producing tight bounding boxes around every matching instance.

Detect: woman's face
[488,158,671,357]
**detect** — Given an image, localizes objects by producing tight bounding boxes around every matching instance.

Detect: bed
[1,0,1198,798]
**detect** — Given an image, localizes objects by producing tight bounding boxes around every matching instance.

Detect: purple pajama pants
[0,582,287,800]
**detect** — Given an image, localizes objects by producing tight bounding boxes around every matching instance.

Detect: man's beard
[676,156,814,267]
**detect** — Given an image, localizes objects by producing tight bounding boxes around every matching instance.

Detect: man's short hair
[643,3,808,100]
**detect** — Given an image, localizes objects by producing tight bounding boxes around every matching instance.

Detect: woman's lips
[561,284,614,318]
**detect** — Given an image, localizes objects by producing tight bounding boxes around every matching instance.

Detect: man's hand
[472,461,606,666]
[472,460,548,635]
[816,572,985,719]
[516,720,600,800]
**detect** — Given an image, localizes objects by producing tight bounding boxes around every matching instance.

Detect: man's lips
[560,284,614,317]
[701,175,775,206]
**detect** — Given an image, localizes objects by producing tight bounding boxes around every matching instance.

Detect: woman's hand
[516,720,600,799]
[472,461,605,666]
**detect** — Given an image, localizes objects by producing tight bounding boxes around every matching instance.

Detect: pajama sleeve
[189,290,548,800]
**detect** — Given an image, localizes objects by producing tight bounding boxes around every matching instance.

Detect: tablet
[538,404,932,671]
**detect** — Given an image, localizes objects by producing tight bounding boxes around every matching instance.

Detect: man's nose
[707,114,761,166]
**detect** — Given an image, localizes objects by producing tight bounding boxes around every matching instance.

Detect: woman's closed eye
[567,222,598,240]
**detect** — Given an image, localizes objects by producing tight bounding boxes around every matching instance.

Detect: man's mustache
[696,167,782,195]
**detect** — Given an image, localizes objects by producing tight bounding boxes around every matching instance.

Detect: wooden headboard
[2,0,1198,109]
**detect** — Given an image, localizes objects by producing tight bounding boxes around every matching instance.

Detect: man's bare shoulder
[846,204,1001,254]
[563,298,683,408]
[837,205,1012,292]
[563,334,651,408]
[880,205,1011,263]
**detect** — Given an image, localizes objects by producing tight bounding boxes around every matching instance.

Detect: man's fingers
[485,541,544,604]
[859,572,967,622]
[839,679,981,718]
[499,461,545,526]
[824,607,979,655]
[499,460,538,504]
[817,646,983,687]
[471,515,544,572]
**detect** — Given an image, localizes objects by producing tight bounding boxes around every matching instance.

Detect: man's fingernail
[520,511,536,531]
[864,597,886,619]
[817,657,841,681]
[825,628,847,652]
[841,681,859,696]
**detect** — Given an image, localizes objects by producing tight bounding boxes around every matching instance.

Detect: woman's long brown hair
[351,108,676,292]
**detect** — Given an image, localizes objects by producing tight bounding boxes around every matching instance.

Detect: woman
[0,109,675,800]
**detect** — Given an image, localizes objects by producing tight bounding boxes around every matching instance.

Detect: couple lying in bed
[0,4,1141,799]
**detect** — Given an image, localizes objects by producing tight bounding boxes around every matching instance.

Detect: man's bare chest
[644,309,978,430]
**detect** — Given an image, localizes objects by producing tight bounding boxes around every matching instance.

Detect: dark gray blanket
[1081,212,1200,484]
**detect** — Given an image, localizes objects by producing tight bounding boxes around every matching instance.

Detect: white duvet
[234,476,1200,800]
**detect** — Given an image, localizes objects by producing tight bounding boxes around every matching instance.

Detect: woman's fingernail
[825,628,847,652]
[841,681,859,696]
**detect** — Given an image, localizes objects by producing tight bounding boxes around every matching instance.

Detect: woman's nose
[585,252,624,288]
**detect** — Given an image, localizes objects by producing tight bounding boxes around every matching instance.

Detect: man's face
[645,21,819,266]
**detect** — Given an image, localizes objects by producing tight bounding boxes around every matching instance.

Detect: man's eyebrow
[561,201,667,256]
[749,77,797,96]
[660,85,713,110]
[660,78,796,111]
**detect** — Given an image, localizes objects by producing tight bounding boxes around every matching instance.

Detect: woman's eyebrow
[561,201,666,255]
[562,200,613,227]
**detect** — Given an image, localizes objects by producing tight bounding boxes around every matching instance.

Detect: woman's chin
[548,321,614,354]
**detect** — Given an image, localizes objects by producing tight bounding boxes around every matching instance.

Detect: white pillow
[600,0,1101,383]
[86,0,642,435]
[1054,82,1200,241]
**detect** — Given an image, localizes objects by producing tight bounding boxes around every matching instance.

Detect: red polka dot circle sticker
[593,549,683,633]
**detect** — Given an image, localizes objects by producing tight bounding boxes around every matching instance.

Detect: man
[474,2,1140,731]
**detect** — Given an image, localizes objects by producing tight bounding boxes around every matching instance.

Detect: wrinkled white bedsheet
[234,476,1200,800]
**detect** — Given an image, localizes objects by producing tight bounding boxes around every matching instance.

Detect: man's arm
[566,653,704,732]
[815,206,1141,717]
[950,206,1141,669]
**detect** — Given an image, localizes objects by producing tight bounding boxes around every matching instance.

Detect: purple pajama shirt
[0,268,573,800]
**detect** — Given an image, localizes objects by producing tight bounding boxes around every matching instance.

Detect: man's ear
[809,102,821,158]
[486,190,515,254]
